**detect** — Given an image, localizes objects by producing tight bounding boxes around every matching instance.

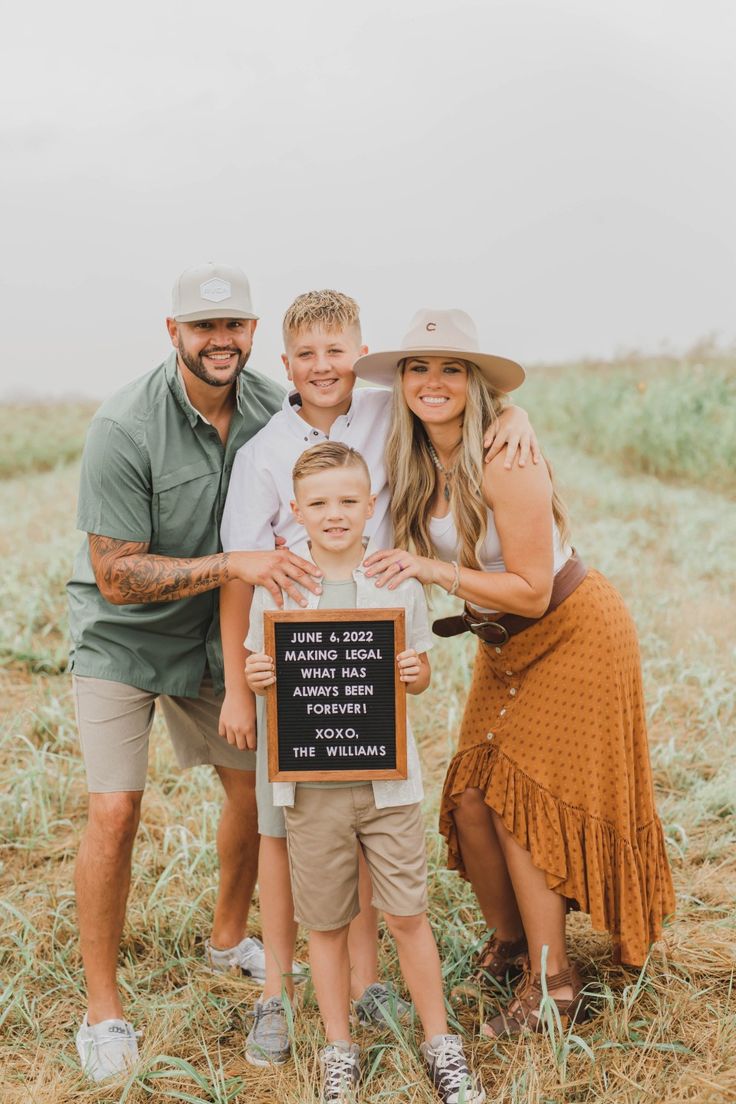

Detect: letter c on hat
[426,322,437,331]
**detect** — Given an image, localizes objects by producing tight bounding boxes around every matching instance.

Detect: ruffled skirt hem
[439,740,675,967]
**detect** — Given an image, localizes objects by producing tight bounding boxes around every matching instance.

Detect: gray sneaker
[420,1034,485,1104]
[245,996,291,1067]
[353,982,411,1027]
[204,935,305,985]
[319,1041,360,1103]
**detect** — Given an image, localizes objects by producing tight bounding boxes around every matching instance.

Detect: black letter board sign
[264,608,407,782]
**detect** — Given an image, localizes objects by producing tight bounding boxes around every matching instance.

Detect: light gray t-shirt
[318,577,358,607]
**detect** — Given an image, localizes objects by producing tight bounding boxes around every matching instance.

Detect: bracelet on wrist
[447,560,461,596]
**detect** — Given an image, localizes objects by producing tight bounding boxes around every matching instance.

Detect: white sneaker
[76,1015,139,1082]
[204,935,306,985]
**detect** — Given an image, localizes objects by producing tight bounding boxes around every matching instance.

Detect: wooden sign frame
[264,608,407,782]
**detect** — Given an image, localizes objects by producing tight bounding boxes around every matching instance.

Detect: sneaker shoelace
[362,982,397,1009]
[363,982,389,1001]
[252,999,284,1031]
[323,1048,357,1100]
[432,1038,472,1095]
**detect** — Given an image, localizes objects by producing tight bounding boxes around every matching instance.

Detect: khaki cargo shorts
[72,674,256,792]
[284,785,428,931]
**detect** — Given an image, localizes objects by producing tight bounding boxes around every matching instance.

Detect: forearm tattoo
[88,535,231,604]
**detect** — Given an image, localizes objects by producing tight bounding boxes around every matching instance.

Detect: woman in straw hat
[355,309,674,1037]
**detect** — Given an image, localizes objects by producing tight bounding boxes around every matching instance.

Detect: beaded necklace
[427,440,456,502]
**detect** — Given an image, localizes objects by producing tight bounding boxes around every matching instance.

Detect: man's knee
[216,765,256,807]
[86,792,143,852]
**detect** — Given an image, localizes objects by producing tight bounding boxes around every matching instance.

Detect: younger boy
[245,442,485,1104]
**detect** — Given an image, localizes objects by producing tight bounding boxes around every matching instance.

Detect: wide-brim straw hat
[353,308,524,392]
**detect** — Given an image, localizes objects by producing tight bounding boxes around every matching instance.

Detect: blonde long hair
[386,360,570,570]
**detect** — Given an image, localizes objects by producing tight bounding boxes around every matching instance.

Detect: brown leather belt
[432,551,588,646]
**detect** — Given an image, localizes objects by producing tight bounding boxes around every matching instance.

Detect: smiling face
[291,464,375,557]
[401,355,469,430]
[282,325,367,420]
[166,317,258,388]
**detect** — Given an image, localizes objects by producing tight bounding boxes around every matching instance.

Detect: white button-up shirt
[221,386,392,553]
[245,540,432,810]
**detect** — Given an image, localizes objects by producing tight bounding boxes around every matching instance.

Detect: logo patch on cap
[200,278,231,303]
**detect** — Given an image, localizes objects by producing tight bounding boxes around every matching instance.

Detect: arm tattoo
[88,535,231,605]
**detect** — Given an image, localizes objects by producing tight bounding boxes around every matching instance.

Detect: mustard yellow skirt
[439,570,675,967]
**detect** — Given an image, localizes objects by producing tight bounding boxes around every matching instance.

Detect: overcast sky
[2,0,735,399]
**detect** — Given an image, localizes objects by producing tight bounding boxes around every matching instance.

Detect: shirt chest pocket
[151,460,222,556]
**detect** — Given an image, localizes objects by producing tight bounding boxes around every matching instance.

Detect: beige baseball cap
[171,262,259,322]
[354,308,524,392]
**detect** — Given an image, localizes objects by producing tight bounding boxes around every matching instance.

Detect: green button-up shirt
[67,352,284,696]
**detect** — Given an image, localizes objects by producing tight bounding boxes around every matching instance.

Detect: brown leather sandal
[481,963,591,1038]
[451,933,529,1003]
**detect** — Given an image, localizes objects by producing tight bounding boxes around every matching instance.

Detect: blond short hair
[292,441,371,489]
[282,289,362,346]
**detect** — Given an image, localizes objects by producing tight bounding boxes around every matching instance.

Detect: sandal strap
[484,1008,524,1037]
[483,963,589,1038]
[496,936,528,960]
[541,965,575,991]
[520,964,579,998]
[476,933,528,974]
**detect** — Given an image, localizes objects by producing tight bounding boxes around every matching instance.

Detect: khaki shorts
[73,675,256,792]
[284,785,428,931]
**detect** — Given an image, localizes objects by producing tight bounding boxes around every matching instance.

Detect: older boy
[219,290,534,1065]
[245,443,485,1104]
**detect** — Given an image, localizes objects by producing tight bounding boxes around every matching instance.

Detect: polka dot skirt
[439,570,675,967]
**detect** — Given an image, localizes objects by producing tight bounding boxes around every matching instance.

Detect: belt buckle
[465,613,510,646]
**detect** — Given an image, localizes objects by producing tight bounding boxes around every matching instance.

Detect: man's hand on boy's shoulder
[228,548,322,608]
[483,404,540,469]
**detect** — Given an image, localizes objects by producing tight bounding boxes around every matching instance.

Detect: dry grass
[1,396,735,1103]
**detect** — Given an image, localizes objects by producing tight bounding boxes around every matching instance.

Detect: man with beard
[67,263,321,1081]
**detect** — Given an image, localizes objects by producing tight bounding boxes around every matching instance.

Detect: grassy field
[1,354,735,1103]
[522,343,736,495]
[0,402,98,480]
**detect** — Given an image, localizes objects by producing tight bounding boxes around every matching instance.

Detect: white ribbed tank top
[428,509,571,612]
